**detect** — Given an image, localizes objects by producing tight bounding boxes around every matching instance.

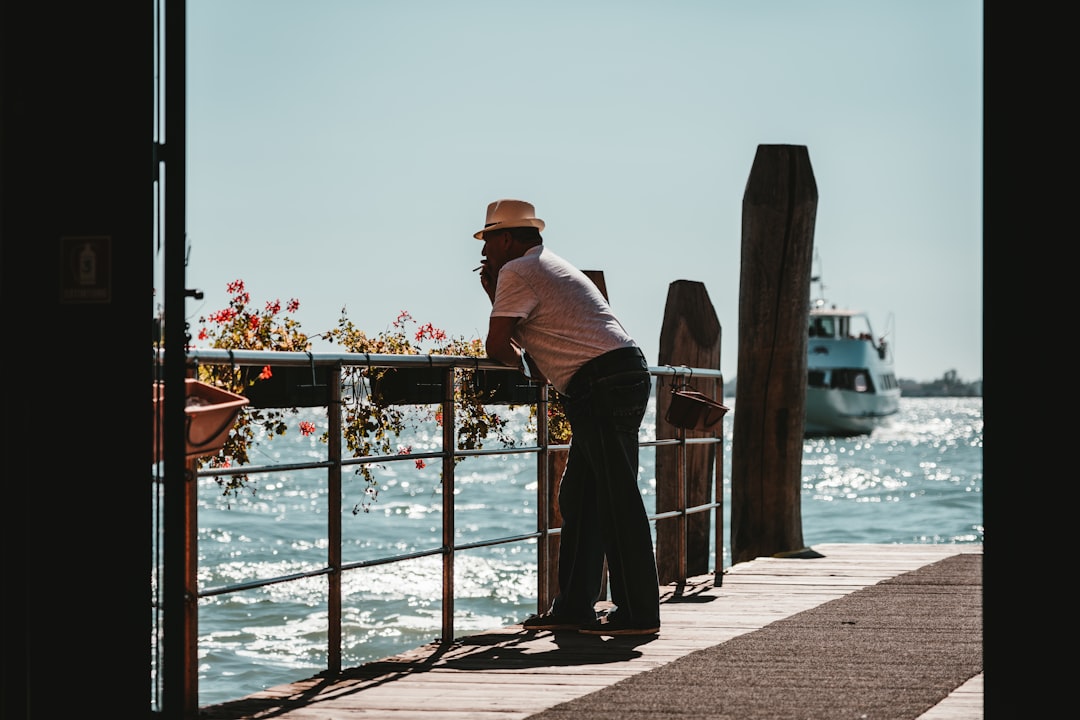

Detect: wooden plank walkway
[200,543,983,719]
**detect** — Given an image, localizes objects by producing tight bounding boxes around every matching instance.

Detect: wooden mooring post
[655,280,722,583]
[730,144,817,564]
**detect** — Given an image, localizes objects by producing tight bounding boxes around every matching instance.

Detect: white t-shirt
[490,245,637,394]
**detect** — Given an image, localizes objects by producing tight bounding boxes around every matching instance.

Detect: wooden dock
[199,543,983,719]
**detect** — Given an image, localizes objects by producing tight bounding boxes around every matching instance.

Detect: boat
[804,261,900,436]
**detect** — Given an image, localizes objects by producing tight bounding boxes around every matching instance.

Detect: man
[475,198,660,636]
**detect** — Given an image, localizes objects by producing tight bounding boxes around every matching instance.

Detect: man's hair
[506,226,543,245]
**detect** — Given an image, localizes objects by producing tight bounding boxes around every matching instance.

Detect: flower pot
[246,365,332,408]
[153,379,249,462]
[471,369,540,405]
[370,367,446,405]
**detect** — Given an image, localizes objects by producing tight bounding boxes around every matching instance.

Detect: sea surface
[152,396,982,709]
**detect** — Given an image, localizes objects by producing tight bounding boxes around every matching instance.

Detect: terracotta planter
[153,379,249,462]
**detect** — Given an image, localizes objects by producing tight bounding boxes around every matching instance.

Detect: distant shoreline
[898,372,982,398]
[723,372,983,399]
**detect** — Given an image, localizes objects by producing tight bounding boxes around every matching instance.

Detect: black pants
[551,347,660,625]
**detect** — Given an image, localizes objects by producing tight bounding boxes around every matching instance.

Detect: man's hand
[479,260,497,303]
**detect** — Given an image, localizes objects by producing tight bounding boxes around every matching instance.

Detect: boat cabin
[809,307,891,362]
[808,308,866,339]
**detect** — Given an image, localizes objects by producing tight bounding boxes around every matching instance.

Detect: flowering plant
[321,308,519,511]
[187,280,310,495]
[186,280,521,512]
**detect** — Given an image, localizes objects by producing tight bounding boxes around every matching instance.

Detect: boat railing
[152,349,725,713]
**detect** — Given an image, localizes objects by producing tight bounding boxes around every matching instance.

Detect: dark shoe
[578,611,659,636]
[521,610,594,631]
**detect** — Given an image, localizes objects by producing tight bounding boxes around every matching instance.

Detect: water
[161,396,982,708]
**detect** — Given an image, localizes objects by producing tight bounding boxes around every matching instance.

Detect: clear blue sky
[168,0,982,383]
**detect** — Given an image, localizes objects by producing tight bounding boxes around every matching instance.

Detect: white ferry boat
[804,268,900,436]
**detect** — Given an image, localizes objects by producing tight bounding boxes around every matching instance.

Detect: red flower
[226,279,245,294]
[265,299,281,314]
[210,308,238,324]
[259,365,273,380]
[198,328,208,341]
[414,459,426,470]
[286,298,300,313]
[299,421,316,436]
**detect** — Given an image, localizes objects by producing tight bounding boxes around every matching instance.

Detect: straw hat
[474,199,545,239]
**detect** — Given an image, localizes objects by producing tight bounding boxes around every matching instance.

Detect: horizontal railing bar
[189,443,600,480]
[453,445,545,459]
[193,445,618,484]
[196,459,335,478]
[340,546,445,572]
[650,502,720,523]
[190,447,546,479]
[640,437,723,449]
[159,347,724,379]
[452,531,544,552]
[199,565,336,598]
[196,531,553,601]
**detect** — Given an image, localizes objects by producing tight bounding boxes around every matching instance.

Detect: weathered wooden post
[730,144,817,564]
[655,280,722,583]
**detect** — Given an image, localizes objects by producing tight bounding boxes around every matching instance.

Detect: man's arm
[484,316,546,382]
[485,316,524,371]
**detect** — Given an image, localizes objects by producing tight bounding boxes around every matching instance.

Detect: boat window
[830,368,877,393]
[809,317,834,338]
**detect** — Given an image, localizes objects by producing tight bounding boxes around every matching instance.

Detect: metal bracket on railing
[299,351,325,389]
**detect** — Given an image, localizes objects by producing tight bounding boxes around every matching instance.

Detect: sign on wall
[60,235,111,303]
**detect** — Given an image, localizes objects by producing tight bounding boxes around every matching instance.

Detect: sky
[165,0,983,384]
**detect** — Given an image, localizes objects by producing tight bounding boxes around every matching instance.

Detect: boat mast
[810,250,827,310]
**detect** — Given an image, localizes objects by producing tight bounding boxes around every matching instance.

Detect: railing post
[441,365,457,643]
[327,363,343,673]
[713,373,726,586]
[676,425,688,581]
[536,384,554,612]
[183,457,199,713]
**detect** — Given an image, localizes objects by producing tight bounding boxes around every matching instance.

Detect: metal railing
[151,349,724,713]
